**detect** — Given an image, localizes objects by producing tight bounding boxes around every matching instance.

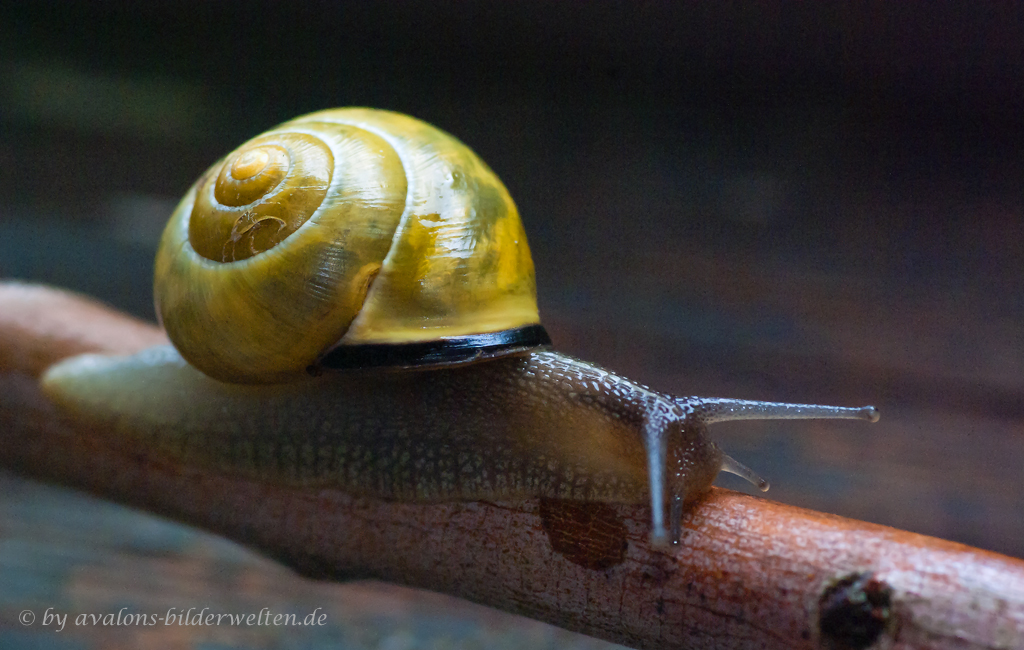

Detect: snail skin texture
[41,108,879,546]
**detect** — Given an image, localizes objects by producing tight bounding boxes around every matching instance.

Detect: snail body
[43,348,710,505]
[41,108,878,546]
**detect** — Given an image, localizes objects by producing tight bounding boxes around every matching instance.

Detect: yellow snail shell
[155,108,540,383]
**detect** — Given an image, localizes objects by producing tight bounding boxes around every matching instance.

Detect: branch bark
[1,281,1022,650]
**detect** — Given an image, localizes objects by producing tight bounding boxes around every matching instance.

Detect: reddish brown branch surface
[1,281,1022,650]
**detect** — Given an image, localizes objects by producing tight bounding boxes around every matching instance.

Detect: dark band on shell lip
[315,324,553,371]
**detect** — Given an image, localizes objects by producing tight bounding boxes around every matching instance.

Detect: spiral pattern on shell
[155,108,540,383]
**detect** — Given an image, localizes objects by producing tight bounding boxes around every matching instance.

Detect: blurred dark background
[2,2,1023,648]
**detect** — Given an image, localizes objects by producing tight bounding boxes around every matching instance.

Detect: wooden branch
[1,281,1022,650]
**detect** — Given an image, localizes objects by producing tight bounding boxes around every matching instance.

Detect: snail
[40,108,878,547]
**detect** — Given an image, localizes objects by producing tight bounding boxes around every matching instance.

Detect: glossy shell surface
[155,108,540,383]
